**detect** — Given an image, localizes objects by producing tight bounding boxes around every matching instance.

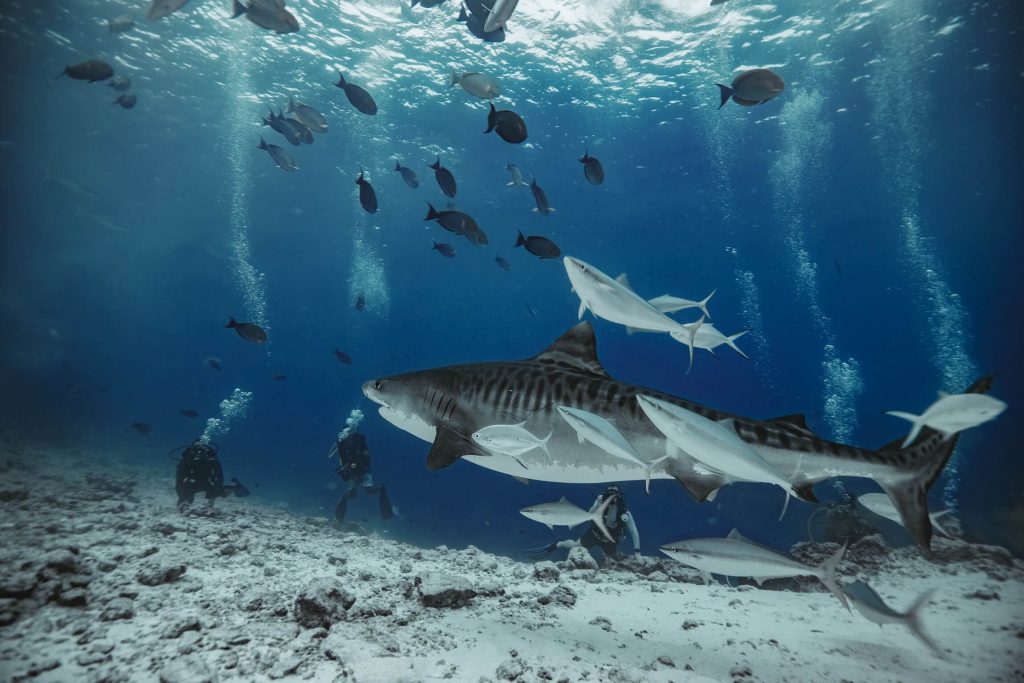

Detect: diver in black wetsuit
[174,440,249,509]
[526,485,641,563]
[333,431,393,523]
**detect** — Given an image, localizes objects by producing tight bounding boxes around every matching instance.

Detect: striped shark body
[362,322,992,551]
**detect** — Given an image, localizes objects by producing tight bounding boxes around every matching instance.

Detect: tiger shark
[362,321,993,552]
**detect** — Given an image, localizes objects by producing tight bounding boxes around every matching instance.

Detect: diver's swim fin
[379,485,394,520]
[334,495,348,523]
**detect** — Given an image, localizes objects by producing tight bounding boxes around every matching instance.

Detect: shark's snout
[362,379,387,406]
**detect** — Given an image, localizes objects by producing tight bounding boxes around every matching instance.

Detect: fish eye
[374,381,383,390]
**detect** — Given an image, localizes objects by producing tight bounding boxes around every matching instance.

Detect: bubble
[337,408,365,442]
[200,388,254,444]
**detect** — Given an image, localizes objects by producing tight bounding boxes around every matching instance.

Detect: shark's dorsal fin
[531,322,609,377]
[768,414,814,435]
[426,425,483,470]
[615,273,633,291]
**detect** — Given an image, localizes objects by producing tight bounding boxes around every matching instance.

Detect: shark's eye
[374,381,383,391]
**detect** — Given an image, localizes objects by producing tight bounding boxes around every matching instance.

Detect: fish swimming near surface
[355,295,366,311]
[362,321,996,552]
[180,409,199,417]
[108,75,131,91]
[717,68,785,109]
[842,581,942,655]
[262,109,301,146]
[146,0,189,21]
[456,4,505,42]
[495,255,512,271]
[334,349,353,365]
[256,136,298,172]
[483,0,519,32]
[356,169,378,213]
[515,231,560,260]
[394,161,419,188]
[484,104,528,144]
[857,492,954,539]
[108,15,134,33]
[286,97,327,133]
[207,357,222,370]
[114,93,137,109]
[885,391,1006,448]
[449,70,501,99]
[506,162,526,187]
[129,421,153,435]
[225,316,268,344]
[530,177,554,215]
[579,149,604,185]
[335,72,377,115]
[62,60,114,83]
[660,529,849,609]
[520,495,616,541]
[429,157,457,197]
[432,241,456,257]
[231,0,300,33]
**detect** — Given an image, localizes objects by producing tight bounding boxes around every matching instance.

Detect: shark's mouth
[377,405,436,444]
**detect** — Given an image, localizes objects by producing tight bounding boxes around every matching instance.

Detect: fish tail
[515,230,526,248]
[457,5,467,21]
[256,136,267,149]
[449,69,459,88]
[335,72,346,87]
[225,317,237,328]
[424,202,439,220]
[484,103,497,134]
[716,83,732,109]
[929,509,955,539]
[906,587,943,656]
[884,411,923,448]
[429,156,440,169]
[698,288,716,319]
[819,541,849,611]
[591,494,616,544]
[231,0,246,18]
[725,329,750,359]
[395,161,401,171]
[879,376,993,552]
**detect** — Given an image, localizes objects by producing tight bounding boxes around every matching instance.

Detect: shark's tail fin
[880,375,993,553]
[818,541,849,611]
[906,587,943,656]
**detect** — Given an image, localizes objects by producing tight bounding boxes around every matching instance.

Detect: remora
[362,322,993,552]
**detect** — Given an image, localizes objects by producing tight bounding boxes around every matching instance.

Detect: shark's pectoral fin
[672,472,721,503]
[881,481,933,555]
[511,476,531,486]
[426,425,482,470]
[793,482,818,503]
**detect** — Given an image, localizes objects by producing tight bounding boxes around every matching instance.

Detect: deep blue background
[1,0,1021,558]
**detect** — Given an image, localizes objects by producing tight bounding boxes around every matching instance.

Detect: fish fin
[614,273,633,291]
[545,524,553,530]
[929,509,955,538]
[698,288,716,319]
[511,476,530,485]
[335,72,346,87]
[936,390,950,399]
[884,411,923,448]
[726,528,744,541]
[449,69,459,88]
[725,329,751,359]
[819,542,850,611]
[425,425,481,470]
[225,316,237,328]
[716,83,732,109]
[577,300,587,320]
[591,494,616,543]
[906,587,943,656]
[624,326,639,336]
[701,570,711,585]
[768,413,815,436]
[529,322,610,378]
[671,472,721,503]
[484,103,497,133]
[751,576,767,587]
[685,316,705,374]
[793,482,818,504]
[231,0,246,17]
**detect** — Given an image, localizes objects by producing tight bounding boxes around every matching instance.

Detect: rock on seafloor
[0,439,1023,683]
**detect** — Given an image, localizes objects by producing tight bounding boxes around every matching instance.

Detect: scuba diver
[332,430,393,523]
[174,439,249,509]
[526,485,641,563]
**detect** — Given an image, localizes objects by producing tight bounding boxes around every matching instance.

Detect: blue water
[1,0,1021,558]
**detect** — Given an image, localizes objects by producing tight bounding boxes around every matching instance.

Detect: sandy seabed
[0,440,1021,683]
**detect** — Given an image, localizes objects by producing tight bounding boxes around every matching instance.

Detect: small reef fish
[225,317,267,344]
[717,69,785,109]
